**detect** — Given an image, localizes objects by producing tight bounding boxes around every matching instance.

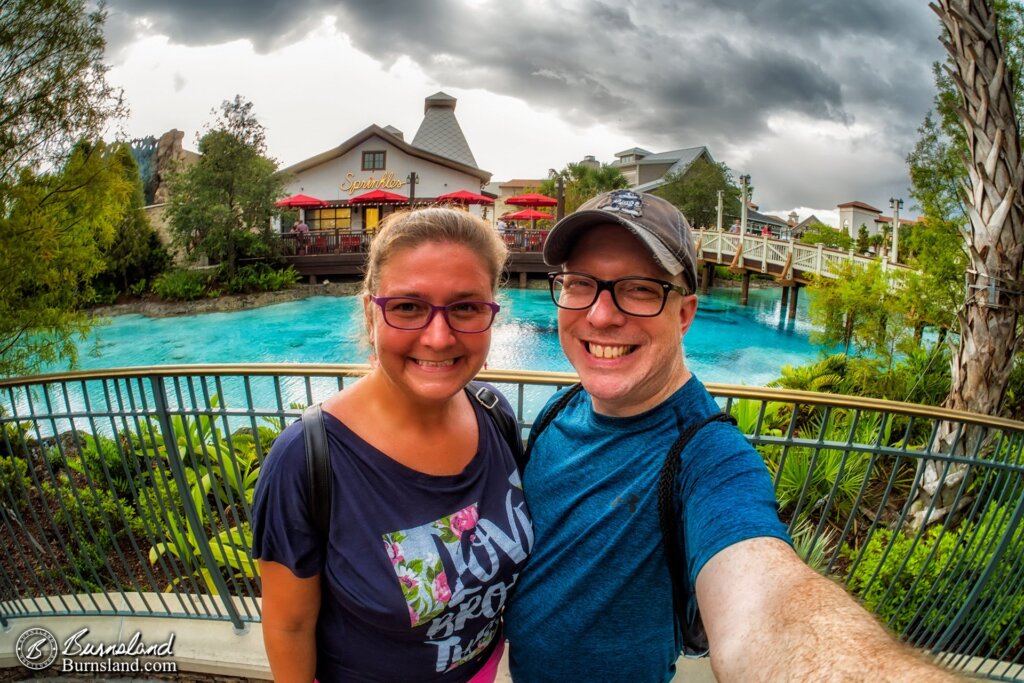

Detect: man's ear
[677,294,699,336]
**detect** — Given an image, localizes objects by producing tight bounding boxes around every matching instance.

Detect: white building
[281,92,492,232]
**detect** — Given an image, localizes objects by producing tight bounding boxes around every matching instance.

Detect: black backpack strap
[657,411,737,657]
[521,383,584,469]
[467,381,525,470]
[301,404,332,536]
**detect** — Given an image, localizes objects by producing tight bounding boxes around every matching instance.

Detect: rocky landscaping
[88,282,363,319]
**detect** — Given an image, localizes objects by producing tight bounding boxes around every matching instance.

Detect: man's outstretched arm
[695,537,960,682]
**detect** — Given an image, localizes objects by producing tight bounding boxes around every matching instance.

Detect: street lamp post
[889,197,903,263]
[739,174,751,234]
[716,190,724,231]
[406,171,419,205]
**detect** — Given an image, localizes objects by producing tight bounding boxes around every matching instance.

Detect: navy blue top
[252,393,531,682]
[505,376,790,682]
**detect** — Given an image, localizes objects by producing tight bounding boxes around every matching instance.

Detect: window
[307,207,351,231]
[362,151,386,171]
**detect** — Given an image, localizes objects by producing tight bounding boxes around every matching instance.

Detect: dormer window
[362,151,386,171]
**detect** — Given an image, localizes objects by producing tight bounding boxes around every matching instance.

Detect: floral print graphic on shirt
[383,503,481,627]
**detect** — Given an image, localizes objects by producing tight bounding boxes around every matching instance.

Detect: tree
[0,0,128,377]
[808,261,907,363]
[856,225,871,253]
[94,143,170,295]
[166,96,287,276]
[0,142,133,376]
[896,216,966,342]
[654,158,740,229]
[541,163,627,214]
[798,222,853,250]
[912,0,1024,527]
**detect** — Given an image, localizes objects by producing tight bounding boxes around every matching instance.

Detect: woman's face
[364,241,496,405]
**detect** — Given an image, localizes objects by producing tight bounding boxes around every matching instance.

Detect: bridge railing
[696,229,914,279]
[1,365,1022,680]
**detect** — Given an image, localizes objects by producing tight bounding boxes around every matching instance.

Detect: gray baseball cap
[543,190,698,293]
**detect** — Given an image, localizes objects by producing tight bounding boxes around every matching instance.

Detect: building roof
[411,91,478,168]
[794,215,824,231]
[280,123,490,183]
[630,147,713,193]
[748,208,788,228]
[614,147,653,158]
[498,178,546,189]
[837,200,882,213]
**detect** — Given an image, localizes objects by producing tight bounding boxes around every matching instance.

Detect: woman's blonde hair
[362,207,508,295]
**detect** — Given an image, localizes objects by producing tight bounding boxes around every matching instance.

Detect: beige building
[837,201,918,240]
[484,178,547,224]
[609,146,716,191]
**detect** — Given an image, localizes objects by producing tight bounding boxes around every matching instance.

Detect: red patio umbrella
[276,193,328,208]
[505,192,557,207]
[503,209,554,221]
[348,189,409,204]
[436,190,494,205]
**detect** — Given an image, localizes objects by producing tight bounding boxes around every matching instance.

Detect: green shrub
[128,278,149,296]
[152,268,214,301]
[68,433,137,500]
[845,501,1024,651]
[224,263,300,294]
[0,455,32,509]
[42,475,146,592]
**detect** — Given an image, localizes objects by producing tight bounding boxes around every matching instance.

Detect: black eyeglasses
[370,296,500,333]
[548,271,691,317]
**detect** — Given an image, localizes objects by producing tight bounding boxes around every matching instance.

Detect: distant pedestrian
[294,219,309,254]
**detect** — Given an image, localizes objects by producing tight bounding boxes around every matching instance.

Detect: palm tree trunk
[913,0,1024,527]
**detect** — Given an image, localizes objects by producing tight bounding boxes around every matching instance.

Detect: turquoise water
[64,286,822,387]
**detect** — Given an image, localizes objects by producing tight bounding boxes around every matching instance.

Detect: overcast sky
[101,0,947,226]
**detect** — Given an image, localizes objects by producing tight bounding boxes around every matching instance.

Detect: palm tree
[916,0,1024,527]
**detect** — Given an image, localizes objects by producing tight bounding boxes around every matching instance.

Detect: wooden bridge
[694,230,912,319]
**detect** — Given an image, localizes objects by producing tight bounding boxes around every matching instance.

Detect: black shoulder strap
[657,411,737,657]
[466,381,524,471]
[521,383,584,469]
[301,404,332,536]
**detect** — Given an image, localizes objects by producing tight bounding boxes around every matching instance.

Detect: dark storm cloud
[103,0,947,209]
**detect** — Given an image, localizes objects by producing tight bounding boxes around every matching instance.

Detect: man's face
[557,224,698,417]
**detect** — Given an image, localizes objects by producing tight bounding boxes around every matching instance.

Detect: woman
[252,208,531,682]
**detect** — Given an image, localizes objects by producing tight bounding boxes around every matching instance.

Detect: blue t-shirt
[251,392,532,682]
[504,376,789,683]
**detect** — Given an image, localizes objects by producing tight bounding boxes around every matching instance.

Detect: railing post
[149,375,245,631]
[816,244,824,276]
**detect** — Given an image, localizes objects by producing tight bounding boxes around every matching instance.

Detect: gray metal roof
[614,147,653,157]
[411,91,478,168]
[629,147,713,193]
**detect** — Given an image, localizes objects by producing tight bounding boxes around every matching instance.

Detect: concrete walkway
[1,616,716,682]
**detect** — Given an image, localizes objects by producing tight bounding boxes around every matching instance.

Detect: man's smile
[585,342,637,359]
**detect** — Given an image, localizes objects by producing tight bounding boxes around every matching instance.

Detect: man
[294,218,310,254]
[504,190,956,682]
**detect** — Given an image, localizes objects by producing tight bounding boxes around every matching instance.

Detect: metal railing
[696,229,916,280]
[280,228,548,256]
[281,230,372,255]
[1,365,1022,680]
